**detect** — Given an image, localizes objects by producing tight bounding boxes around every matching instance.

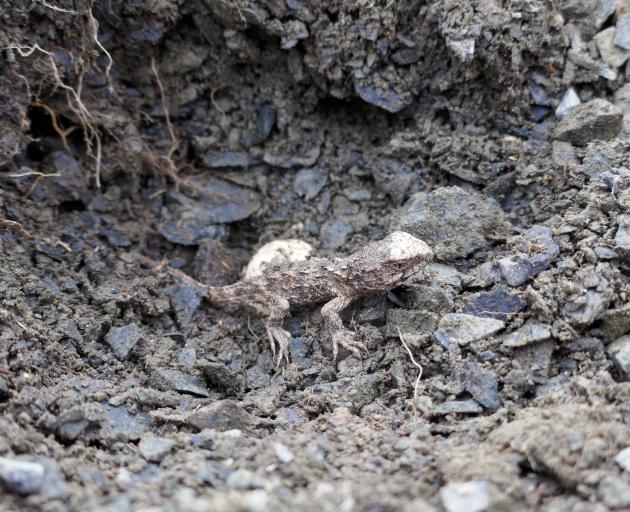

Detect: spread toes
[331,330,368,360]
[266,326,291,367]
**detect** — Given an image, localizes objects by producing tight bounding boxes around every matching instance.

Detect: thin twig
[37,0,77,14]
[397,327,423,420]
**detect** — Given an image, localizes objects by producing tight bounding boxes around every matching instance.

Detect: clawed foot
[266,326,291,367]
[331,329,368,361]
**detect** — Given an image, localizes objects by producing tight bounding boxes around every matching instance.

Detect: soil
[0,1,629,511]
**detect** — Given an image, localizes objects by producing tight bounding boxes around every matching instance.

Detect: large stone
[553,99,622,146]
[391,187,509,260]
[0,457,45,495]
[594,27,630,68]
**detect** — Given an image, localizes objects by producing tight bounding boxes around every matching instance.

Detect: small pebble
[555,87,581,119]
[615,447,630,472]
[440,481,491,512]
[274,443,294,464]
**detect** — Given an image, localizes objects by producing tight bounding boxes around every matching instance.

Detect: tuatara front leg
[264,295,292,366]
[321,295,368,360]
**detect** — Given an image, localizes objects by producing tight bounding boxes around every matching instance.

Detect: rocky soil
[0,0,629,511]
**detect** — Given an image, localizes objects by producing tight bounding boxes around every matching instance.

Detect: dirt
[0,1,629,511]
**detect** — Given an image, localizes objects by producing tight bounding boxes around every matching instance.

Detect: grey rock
[502,320,552,348]
[391,48,419,65]
[198,361,245,396]
[293,167,328,200]
[599,475,630,508]
[385,309,439,344]
[553,98,622,146]
[594,27,630,68]
[185,401,254,431]
[354,80,412,113]
[289,337,312,368]
[440,481,492,512]
[280,19,309,49]
[151,367,210,397]
[102,228,131,248]
[551,140,579,165]
[430,399,483,417]
[567,48,617,81]
[56,319,82,342]
[511,340,555,385]
[177,342,197,365]
[97,404,152,443]
[45,151,88,204]
[594,246,616,259]
[424,263,463,290]
[138,434,176,462]
[615,447,630,472]
[0,378,10,401]
[307,374,380,412]
[499,226,559,286]
[275,407,304,424]
[592,0,619,28]
[570,289,611,326]
[498,255,538,287]
[555,87,581,119]
[614,83,630,113]
[434,313,505,349]
[36,459,67,501]
[462,362,501,412]
[226,468,269,490]
[0,457,45,495]
[614,214,630,258]
[249,103,276,145]
[599,304,630,339]
[320,218,353,249]
[529,82,554,107]
[246,364,271,390]
[204,150,260,168]
[461,286,526,321]
[614,12,630,50]
[167,283,206,334]
[402,284,454,314]
[390,187,509,260]
[157,220,224,246]
[104,323,143,360]
[558,0,598,21]
[165,176,261,226]
[608,335,630,380]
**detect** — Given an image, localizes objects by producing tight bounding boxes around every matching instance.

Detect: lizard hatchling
[147,231,433,364]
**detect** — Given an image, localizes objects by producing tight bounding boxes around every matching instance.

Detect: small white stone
[115,468,133,490]
[615,447,630,472]
[447,38,476,61]
[556,87,581,119]
[244,239,313,279]
[274,443,294,464]
[440,481,492,512]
